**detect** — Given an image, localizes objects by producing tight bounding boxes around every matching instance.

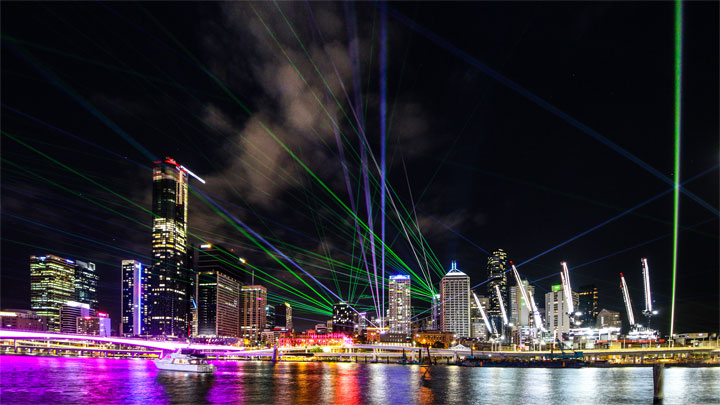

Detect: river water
[0,355,718,404]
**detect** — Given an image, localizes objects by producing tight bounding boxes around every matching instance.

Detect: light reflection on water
[1,355,718,404]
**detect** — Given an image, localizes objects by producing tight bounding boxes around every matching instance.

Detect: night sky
[2,2,718,334]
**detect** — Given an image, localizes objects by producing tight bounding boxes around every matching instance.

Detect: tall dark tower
[486,249,508,335]
[148,157,192,337]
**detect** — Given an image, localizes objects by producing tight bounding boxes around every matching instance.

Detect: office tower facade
[195,244,241,338]
[265,305,276,330]
[121,260,150,336]
[439,261,471,338]
[388,275,412,336]
[431,294,440,329]
[275,302,293,331]
[470,292,489,339]
[0,310,46,331]
[197,271,240,338]
[240,285,267,342]
[148,157,192,337]
[77,314,111,337]
[30,255,76,332]
[597,308,622,329]
[486,249,509,333]
[577,285,599,327]
[509,280,535,327]
[355,311,367,334]
[332,302,355,334]
[60,301,93,334]
[545,285,579,334]
[74,260,98,310]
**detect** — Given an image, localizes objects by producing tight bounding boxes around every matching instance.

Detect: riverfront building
[148,157,193,337]
[332,302,355,334]
[577,285,599,327]
[597,308,622,329]
[60,301,93,334]
[486,249,509,334]
[196,244,241,338]
[439,261,471,338]
[388,275,412,336]
[121,260,150,336]
[275,302,293,332]
[240,285,267,343]
[545,285,579,334]
[509,280,535,327]
[470,292,489,339]
[30,255,76,332]
[76,313,111,337]
[0,310,46,331]
[74,260,98,310]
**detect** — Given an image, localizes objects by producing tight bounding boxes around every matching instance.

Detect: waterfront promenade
[1,330,717,366]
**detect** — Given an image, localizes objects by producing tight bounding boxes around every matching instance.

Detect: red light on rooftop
[97,312,108,318]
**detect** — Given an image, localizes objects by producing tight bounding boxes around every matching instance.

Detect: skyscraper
[332,302,354,334]
[577,284,599,327]
[509,279,535,327]
[275,302,293,331]
[197,271,240,338]
[148,157,192,337]
[545,285,579,334]
[121,260,149,336]
[439,261,470,338]
[30,255,75,332]
[196,244,241,338]
[486,249,509,334]
[74,260,98,310]
[388,275,412,336]
[240,285,266,343]
[265,305,276,330]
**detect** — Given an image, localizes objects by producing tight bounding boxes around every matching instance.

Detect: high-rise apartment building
[577,285,599,327]
[545,285,579,334]
[509,279,535,327]
[121,260,150,336]
[486,249,509,334]
[439,261,470,338]
[332,302,355,334]
[148,157,193,337]
[275,302,293,331]
[74,260,98,310]
[30,255,76,332]
[388,275,412,336]
[196,244,241,338]
[240,285,267,342]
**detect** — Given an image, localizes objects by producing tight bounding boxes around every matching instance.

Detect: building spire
[451,260,457,270]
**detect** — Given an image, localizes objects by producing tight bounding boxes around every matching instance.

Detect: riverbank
[2,352,717,368]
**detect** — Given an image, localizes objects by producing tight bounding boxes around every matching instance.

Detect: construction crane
[560,261,575,316]
[494,285,509,326]
[641,258,658,325]
[620,272,636,328]
[510,262,545,331]
[472,291,496,337]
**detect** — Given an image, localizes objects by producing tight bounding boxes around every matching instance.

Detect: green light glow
[670,0,682,338]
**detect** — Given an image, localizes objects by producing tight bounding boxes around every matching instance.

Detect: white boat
[154,349,215,373]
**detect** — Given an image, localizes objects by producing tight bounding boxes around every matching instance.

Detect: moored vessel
[154,349,215,373]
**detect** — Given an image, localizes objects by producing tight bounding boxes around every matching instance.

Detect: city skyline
[1,1,718,336]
